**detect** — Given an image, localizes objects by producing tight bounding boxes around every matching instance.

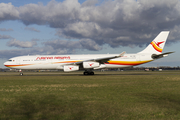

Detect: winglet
[118,51,126,57]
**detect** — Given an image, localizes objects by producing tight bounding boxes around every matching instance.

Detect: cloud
[79,39,102,51]
[24,27,40,32]
[0,28,13,31]
[7,39,37,48]
[0,0,180,57]
[0,3,19,21]
[18,0,81,28]
[0,48,45,59]
[44,38,101,54]
[0,46,74,59]
[0,37,102,59]
[0,34,12,39]
[81,0,99,7]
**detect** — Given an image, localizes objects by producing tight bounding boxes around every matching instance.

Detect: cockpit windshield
[8,60,13,62]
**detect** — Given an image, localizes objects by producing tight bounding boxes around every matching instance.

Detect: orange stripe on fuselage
[107,60,152,66]
[5,64,33,68]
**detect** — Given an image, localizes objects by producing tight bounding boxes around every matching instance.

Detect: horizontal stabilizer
[151,52,174,59]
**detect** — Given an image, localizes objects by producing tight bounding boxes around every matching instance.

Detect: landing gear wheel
[90,72,94,75]
[84,72,88,75]
[83,71,94,75]
[20,73,23,76]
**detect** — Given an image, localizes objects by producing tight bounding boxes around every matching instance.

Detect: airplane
[4,31,174,75]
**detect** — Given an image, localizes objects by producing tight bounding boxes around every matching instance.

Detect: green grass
[0,71,180,119]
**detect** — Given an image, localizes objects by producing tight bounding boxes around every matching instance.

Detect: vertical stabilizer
[138,31,170,54]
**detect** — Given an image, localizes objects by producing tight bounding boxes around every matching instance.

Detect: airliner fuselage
[4,53,152,70]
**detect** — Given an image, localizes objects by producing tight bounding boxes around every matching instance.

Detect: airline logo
[88,63,94,67]
[69,67,74,70]
[151,41,164,52]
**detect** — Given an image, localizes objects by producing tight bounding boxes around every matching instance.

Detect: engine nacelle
[94,64,106,69]
[83,61,100,69]
[64,65,79,72]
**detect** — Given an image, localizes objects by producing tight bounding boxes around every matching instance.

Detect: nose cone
[4,61,8,67]
[4,61,10,67]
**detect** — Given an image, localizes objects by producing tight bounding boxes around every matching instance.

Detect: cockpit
[4,59,16,67]
[7,59,15,62]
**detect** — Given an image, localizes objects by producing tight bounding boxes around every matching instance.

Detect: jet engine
[64,65,79,72]
[83,61,100,69]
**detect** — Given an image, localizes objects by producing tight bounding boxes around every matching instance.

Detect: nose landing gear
[19,69,23,76]
[19,73,23,76]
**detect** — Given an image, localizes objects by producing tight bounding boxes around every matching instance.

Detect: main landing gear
[83,71,94,75]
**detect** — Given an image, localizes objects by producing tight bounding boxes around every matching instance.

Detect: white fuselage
[4,53,153,70]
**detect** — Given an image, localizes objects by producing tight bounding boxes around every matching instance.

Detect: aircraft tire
[84,72,88,75]
[90,72,94,75]
[20,73,23,76]
[83,71,94,75]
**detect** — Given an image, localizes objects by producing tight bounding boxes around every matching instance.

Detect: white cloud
[0,28,13,31]
[24,27,40,32]
[0,34,12,39]
[44,38,101,52]
[7,39,37,48]
[0,3,19,21]
[81,0,98,7]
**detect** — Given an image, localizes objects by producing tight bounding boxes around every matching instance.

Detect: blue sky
[0,0,180,68]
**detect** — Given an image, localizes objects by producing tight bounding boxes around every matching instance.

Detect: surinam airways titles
[36,56,71,60]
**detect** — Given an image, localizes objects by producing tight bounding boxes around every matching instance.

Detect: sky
[0,0,180,68]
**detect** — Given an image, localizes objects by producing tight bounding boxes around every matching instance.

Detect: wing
[70,51,126,65]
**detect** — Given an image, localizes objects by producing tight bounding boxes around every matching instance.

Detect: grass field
[0,71,180,120]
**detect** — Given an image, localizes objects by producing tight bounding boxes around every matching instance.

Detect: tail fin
[138,31,170,54]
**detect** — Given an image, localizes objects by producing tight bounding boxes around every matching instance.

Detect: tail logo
[151,41,164,52]
[154,41,165,47]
